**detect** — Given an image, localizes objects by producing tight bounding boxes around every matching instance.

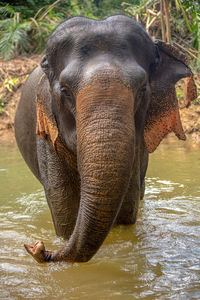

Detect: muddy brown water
[0,136,200,299]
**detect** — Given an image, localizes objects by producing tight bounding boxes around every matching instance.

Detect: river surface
[0,136,200,299]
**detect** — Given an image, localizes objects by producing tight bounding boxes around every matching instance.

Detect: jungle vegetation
[0,0,199,68]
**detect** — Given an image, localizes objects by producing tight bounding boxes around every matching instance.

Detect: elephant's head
[25,16,197,263]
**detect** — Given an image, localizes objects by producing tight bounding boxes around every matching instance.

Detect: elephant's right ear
[36,74,58,147]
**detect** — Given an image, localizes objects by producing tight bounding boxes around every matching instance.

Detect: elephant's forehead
[47,16,151,50]
[51,15,144,34]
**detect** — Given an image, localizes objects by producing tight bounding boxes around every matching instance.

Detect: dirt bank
[0,56,200,145]
[0,55,41,144]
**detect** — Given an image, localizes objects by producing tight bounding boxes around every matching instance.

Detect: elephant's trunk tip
[24,241,54,263]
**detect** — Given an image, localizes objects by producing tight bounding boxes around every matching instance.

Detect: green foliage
[0,0,107,59]
[172,1,200,69]
[2,77,19,92]
[0,1,65,59]
[122,0,149,17]
[0,12,31,59]
[0,77,20,113]
[95,0,123,17]
[175,0,200,49]
[0,4,15,19]
[0,1,58,19]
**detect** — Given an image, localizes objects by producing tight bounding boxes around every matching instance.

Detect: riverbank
[0,55,41,144]
[0,55,200,145]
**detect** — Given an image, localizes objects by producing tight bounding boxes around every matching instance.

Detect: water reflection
[0,136,200,299]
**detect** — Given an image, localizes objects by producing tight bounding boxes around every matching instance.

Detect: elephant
[14,15,197,263]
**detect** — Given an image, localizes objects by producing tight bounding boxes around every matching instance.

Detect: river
[0,136,200,299]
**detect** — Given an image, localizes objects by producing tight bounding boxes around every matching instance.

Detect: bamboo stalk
[160,0,166,41]
[146,15,159,32]
[163,0,171,43]
[146,10,151,34]
[174,34,199,54]
[173,41,199,60]
[147,9,158,16]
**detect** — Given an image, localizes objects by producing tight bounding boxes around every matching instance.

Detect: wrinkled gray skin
[15,15,191,263]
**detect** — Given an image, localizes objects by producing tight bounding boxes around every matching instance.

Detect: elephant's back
[15,66,43,181]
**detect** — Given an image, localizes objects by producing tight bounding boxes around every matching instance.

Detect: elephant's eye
[61,86,71,97]
[120,42,127,50]
[140,84,147,93]
[61,86,74,102]
[81,45,91,55]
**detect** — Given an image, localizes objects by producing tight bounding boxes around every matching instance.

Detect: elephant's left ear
[144,40,197,153]
[36,74,58,147]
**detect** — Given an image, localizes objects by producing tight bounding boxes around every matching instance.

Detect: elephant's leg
[115,142,147,225]
[115,171,140,225]
[140,180,145,201]
[140,145,148,201]
[37,138,80,240]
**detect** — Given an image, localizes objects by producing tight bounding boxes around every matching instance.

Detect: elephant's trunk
[25,76,135,263]
[50,78,135,262]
